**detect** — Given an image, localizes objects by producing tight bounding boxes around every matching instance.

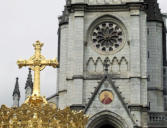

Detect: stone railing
[148,112,167,127]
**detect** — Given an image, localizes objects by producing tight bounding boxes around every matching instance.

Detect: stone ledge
[128,104,149,112]
[148,87,163,92]
[70,104,85,111]
[67,2,146,12]
[46,93,58,101]
[66,74,148,80]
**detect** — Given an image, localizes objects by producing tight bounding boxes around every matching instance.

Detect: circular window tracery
[91,21,125,54]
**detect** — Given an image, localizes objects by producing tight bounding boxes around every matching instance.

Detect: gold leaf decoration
[0,96,88,128]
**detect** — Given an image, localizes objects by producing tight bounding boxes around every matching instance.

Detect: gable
[85,75,136,127]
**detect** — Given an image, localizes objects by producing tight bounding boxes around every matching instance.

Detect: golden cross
[17,41,59,96]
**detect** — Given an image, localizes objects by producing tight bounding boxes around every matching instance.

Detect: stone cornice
[58,89,67,93]
[46,93,58,100]
[66,74,148,80]
[67,2,146,13]
[148,87,163,92]
[70,104,85,111]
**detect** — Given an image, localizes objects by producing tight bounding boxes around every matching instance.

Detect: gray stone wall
[46,0,167,127]
[56,7,148,127]
[147,22,164,112]
[84,10,147,104]
[163,67,167,111]
[57,24,68,108]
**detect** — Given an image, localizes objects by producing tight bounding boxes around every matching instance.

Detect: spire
[25,68,33,99]
[25,68,33,90]
[58,0,70,25]
[13,77,20,98]
[144,0,163,22]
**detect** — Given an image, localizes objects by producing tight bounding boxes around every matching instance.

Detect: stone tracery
[92,22,124,53]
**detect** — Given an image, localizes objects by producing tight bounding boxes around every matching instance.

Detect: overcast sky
[0,0,166,107]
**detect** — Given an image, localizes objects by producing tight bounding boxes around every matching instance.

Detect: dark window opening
[99,124,115,128]
[148,51,150,58]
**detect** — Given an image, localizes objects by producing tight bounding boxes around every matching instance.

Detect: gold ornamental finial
[17,41,59,97]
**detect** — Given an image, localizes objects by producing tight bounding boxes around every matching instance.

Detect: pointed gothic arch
[87,111,129,128]
[87,57,96,73]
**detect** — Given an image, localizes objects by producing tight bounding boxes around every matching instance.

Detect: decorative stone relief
[111,57,119,73]
[87,57,96,73]
[86,57,128,74]
[120,57,128,73]
[95,57,103,73]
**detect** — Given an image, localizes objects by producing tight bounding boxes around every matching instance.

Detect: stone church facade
[51,0,167,127]
[12,0,167,127]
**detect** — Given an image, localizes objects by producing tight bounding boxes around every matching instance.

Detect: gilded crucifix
[17,41,59,97]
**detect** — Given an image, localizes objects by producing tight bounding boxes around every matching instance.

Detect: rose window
[91,22,124,53]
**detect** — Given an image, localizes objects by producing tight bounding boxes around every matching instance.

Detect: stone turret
[145,0,166,112]
[25,68,33,99]
[12,77,20,107]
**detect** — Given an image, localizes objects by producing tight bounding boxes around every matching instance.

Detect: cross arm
[17,59,33,69]
[41,58,59,68]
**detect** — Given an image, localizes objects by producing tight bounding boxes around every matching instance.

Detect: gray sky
[0,0,166,107]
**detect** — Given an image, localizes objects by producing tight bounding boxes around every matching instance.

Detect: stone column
[58,24,69,109]
[129,8,142,126]
[69,11,85,105]
[129,9,141,105]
